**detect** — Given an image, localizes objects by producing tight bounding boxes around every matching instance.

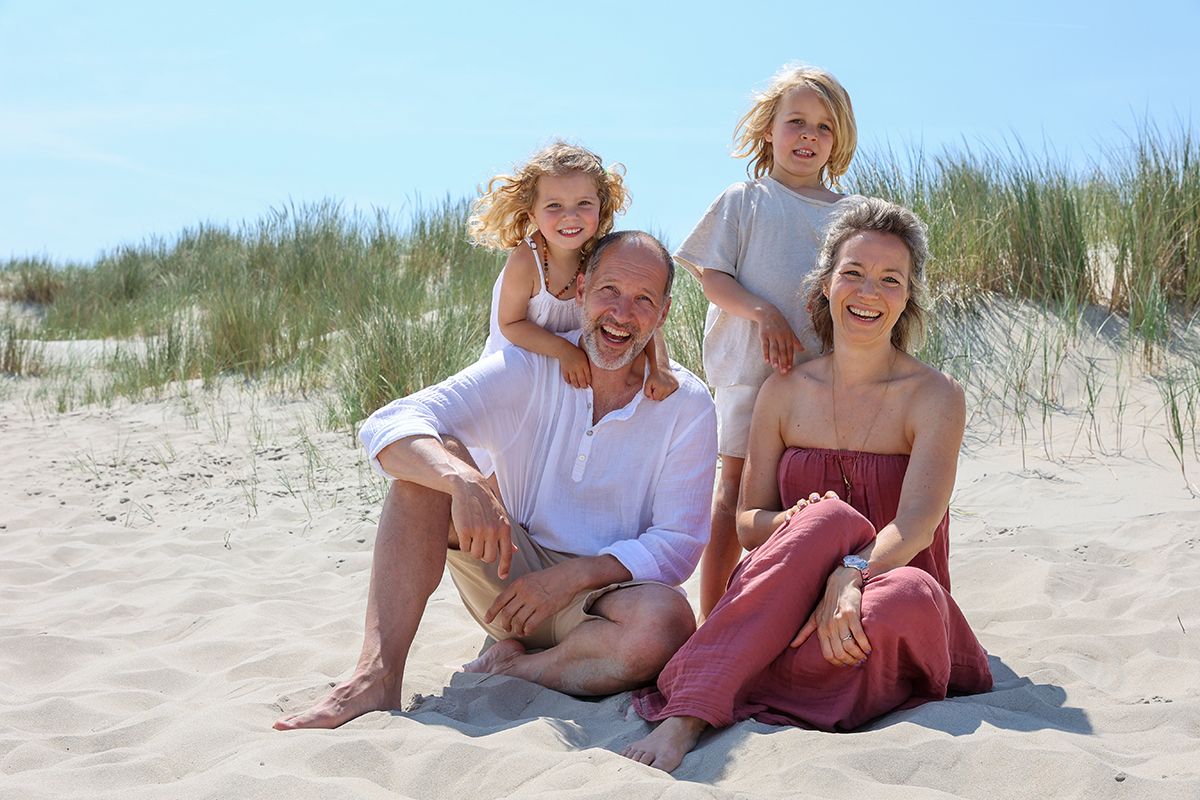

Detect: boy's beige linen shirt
[358,332,718,586]
[676,177,859,388]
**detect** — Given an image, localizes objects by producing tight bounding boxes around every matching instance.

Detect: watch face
[843,555,868,570]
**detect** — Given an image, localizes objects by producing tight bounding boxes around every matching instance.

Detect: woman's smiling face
[824,230,912,347]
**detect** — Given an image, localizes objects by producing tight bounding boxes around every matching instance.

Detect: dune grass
[2,124,1198,480]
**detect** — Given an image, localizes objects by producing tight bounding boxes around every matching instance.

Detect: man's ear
[575,272,586,305]
[657,295,672,328]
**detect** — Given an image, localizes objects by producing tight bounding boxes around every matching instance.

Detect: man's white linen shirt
[358,332,717,586]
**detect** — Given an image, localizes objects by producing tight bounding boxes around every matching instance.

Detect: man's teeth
[849,306,881,319]
[602,324,631,339]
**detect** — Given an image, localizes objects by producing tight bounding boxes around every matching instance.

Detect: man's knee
[607,586,695,683]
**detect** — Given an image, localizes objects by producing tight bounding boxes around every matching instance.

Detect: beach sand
[2,329,1198,799]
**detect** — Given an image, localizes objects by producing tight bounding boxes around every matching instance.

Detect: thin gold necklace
[830,350,896,506]
[536,232,582,299]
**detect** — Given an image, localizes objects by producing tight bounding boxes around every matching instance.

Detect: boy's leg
[699,453,745,621]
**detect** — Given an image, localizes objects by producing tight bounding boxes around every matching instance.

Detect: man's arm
[375,434,515,578]
[600,391,718,585]
[358,349,544,578]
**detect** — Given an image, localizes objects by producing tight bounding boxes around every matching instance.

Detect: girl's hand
[782,490,839,521]
[789,563,871,667]
[558,344,592,389]
[755,305,805,374]
[643,367,679,401]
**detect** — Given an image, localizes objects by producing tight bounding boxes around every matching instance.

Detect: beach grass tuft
[2,124,1198,473]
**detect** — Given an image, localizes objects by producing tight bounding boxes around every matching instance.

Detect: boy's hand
[557,343,592,388]
[756,305,804,374]
[644,367,679,401]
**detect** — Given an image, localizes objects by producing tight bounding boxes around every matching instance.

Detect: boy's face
[764,87,835,191]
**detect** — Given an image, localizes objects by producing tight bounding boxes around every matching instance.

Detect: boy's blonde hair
[468,141,630,259]
[732,64,857,189]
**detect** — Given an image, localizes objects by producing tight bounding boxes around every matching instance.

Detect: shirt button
[585,431,593,436]
[578,455,586,461]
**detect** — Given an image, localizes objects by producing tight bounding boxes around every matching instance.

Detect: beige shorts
[714,384,760,459]
[445,522,668,651]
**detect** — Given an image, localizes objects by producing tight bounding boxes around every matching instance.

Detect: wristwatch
[841,555,871,583]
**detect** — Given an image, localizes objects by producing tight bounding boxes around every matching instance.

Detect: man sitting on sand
[275,231,717,729]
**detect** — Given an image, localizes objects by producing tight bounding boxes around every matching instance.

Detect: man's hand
[450,476,516,579]
[755,304,804,374]
[484,561,583,638]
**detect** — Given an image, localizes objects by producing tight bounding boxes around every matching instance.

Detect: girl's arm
[735,374,793,549]
[700,270,804,374]
[496,247,591,388]
[642,329,678,400]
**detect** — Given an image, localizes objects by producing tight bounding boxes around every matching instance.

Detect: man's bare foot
[273,671,399,730]
[461,638,526,675]
[621,715,708,773]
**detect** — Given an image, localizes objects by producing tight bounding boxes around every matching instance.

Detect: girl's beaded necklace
[536,232,583,299]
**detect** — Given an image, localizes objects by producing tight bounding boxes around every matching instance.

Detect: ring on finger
[841,633,854,641]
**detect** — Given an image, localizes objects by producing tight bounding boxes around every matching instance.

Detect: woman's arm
[792,367,967,667]
[735,374,793,549]
[853,370,966,576]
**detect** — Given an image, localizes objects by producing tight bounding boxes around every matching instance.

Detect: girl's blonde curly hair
[468,141,629,259]
[732,64,857,189]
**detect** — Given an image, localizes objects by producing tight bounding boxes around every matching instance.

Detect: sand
[2,328,1199,798]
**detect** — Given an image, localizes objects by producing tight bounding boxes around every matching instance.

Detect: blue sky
[2,1,1198,264]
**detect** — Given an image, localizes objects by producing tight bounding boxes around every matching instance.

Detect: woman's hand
[782,490,839,521]
[790,564,872,667]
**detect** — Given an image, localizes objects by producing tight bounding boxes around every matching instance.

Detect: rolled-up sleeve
[598,397,717,584]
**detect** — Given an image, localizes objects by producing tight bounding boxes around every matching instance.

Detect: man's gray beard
[581,325,653,371]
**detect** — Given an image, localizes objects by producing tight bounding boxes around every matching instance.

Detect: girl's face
[823,230,911,348]
[764,87,836,191]
[530,172,601,253]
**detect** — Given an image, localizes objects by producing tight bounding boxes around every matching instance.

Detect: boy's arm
[700,269,804,374]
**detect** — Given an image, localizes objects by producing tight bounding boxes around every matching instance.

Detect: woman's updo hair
[804,197,930,353]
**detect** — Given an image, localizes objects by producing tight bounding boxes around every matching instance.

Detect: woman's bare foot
[621,715,708,772]
[461,638,526,675]
[273,670,400,730]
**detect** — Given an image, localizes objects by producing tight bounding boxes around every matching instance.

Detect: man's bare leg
[461,583,694,695]
[273,478,453,729]
[621,715,708,773]
[698,454,745,623]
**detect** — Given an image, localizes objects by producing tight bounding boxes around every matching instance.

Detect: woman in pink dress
[622,197,993,772]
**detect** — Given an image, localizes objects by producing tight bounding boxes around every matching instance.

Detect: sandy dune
[2,344,1198,798]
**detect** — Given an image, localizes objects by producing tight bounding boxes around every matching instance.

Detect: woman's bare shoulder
[901,355,966,437]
